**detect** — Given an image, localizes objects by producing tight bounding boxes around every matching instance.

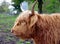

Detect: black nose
[11,29,14,33]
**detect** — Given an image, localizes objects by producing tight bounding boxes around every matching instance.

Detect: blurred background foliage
[11,0,60,14]
[0,0,60,15]
[43,0,60,13]
[0,0,60,13]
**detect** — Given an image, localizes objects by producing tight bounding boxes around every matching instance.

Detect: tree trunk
[38,0,43,14]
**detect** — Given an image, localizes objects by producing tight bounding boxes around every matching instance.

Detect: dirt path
[0,31,18,44]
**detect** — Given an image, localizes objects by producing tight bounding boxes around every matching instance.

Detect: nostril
[11,30,14,33]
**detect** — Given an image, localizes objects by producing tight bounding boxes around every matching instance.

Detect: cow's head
[11,0,38,39]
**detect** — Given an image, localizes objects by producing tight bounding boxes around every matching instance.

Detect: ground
[0,14,33,44]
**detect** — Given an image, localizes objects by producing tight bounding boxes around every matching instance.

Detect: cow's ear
[29,15,38,28]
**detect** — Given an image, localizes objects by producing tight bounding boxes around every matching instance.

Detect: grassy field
[0,14,33,44]
[0,14,17,32]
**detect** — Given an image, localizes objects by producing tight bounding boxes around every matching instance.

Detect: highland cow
[11,0,60,44]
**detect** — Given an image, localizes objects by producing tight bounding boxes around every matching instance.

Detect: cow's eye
[17,23,20,26]
[16,20,26,26]
[16,21,24,26]
[17,23,21,26]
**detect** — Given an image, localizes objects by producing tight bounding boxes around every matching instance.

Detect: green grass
[0,14,18,32]
[16,40,31,44]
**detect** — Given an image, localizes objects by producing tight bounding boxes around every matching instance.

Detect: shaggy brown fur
[11,10,60,44]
